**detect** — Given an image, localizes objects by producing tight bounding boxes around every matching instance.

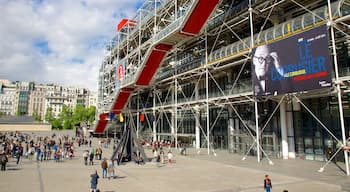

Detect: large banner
[251,25,332,97]
[117,63,125,81]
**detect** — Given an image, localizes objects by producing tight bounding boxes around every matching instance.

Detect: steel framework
[97,0,350,175]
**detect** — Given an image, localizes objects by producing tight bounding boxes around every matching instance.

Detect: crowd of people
[0,131,296,192]
[0,131,78,169]
[0,130,122,192]
[150,140,175,164]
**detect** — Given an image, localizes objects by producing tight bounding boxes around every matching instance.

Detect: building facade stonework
[0,80,94,121]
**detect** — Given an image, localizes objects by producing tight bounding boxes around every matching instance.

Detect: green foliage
[45,107,54,123]
[33,111,41,121]
[58,105,71,119]
[63,119,73,130]
[52,119,62,130]
[16,109,22,116]
[73,104,85,125]
[59,105,73,129]
[72,104,96,126]
[86,106,96,124]
[47,104,96,130]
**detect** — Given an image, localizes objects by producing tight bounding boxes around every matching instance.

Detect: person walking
[96,147,102,160]
[15,144,23,165]
[107,159,115,179]
[160,148,164,164]
[0,151,8,171]
[89,148,95,166]
[264,174,272,192]
[83,150,89,165]
[90,170,99,192]
[167,150,173,164]
[101,158,108,179]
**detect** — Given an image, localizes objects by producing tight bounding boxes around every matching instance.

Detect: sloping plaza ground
[0,131,349,192]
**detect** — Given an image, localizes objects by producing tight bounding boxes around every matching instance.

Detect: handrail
[153,16,186,43]
[116,1,197,88]
[208,1,349,64]
[154,1,350,81]
[112,0,183,55]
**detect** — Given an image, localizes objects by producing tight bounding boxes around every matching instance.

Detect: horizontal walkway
[0,131,349,192]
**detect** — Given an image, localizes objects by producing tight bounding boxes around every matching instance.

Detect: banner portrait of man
[251,25,332,97]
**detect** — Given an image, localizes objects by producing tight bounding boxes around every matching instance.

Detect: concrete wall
[0,123,52,132]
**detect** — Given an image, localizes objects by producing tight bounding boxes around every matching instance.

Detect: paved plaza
[0,131,349,192]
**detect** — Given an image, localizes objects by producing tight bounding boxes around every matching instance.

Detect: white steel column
[137,93,139,139]
[205,28,210,155]
[195,84,200,149]
[153,89,157,142]
[171,82,175,145]
[286,101,295,158]
[228,107,234,153]
[327,0,349,175]
[280,101,288,159]
[160,110,163,141]
[254,102,260,162]
[195,109,200,149]
[153,0,157,39]
[175,0,177,19]
[227,71,234,153]
[249,0,260,162]
[235,118,240,152]
[174,53,178,150]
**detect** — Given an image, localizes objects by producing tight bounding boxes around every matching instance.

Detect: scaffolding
[97,0,350,175]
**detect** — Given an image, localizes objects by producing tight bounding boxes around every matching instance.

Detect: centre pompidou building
[96,0,350,174]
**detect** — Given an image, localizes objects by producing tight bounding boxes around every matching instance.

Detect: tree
[47,104,96,130]
[71,104,96,128]
[45,107,55,123]
[73,104,86,126]
[52,119,62,129]
[86,106,96,125]
[63,119,73,130]
[33,111,41,121]
[16,109,22,116]
[58,105,73,130]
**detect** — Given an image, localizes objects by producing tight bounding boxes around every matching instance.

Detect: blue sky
[0,0,143,91]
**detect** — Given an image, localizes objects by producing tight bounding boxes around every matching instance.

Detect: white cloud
[0,0,143,91]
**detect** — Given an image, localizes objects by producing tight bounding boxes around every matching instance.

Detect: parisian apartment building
[0,79,97,120]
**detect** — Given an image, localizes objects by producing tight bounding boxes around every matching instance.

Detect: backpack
[101,160,108,169]
[1,155,7,163]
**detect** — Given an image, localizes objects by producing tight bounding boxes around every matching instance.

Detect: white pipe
[249,0,260,163]
[175,50,178,149]
[328,0,349,176]
[205,28,210,155]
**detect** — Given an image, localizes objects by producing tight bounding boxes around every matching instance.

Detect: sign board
[251,25,332,97]
[118,63,125,80]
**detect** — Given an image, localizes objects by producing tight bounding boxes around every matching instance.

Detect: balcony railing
[208,2,349,64]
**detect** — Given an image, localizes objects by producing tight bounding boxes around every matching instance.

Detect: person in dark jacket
[90,170,99,192]
[264,174,272,192]
[0,152,8,171]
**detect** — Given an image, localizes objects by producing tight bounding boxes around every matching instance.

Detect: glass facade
[18,91,29,115]
[98,0,350,164]
[293,97,350,161]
